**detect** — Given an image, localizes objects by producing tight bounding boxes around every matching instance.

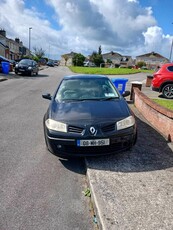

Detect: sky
[0,0,173,60]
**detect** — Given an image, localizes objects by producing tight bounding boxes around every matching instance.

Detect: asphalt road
[0,67,95,230]
[1,67,173,230]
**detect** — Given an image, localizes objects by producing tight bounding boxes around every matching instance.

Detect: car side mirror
[122,90,130,97]
[42,93,52,100]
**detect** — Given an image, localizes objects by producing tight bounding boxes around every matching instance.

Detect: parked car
[15,59,39,76]
[42,74,137,158]
[152,63,173,99]
[47,61,54,67]
[83,61,96,67]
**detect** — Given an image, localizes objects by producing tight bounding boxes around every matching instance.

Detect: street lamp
[29,27,32,56]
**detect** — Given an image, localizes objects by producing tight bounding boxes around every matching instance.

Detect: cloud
[0,0,172,59]
[142,26,172,57]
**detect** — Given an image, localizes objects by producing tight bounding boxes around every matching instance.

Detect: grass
[69,66,154,75]
[153,99,173,111]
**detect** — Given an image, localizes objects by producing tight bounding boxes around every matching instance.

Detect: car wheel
[162,84,173,99]
[15,71,18,75]
[29,70,33,76]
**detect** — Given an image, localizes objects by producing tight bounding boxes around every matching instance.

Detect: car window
[20,59,32,65]
[55,78,119,101]
[167,66,173,72]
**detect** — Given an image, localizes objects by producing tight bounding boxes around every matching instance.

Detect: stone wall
[134,88,173,142]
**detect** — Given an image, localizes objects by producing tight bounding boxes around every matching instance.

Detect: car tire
[29,70,33,76]
[162,84,173,99]
[15,71,18,75]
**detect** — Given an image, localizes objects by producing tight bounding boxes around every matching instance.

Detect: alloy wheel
[162,84,173,99]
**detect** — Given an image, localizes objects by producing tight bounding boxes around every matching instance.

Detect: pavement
[85,80,173,229]
[1,70,173,230]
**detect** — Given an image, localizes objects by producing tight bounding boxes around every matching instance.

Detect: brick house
[0,29,29,61]
[136,52,169,69]
[102,51,133,67]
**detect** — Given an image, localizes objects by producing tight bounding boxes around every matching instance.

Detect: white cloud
[142,26,173,57]
[0,0,172,59]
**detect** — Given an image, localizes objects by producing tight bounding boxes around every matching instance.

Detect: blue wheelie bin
[111,78,128,94]
[1,61,10,74]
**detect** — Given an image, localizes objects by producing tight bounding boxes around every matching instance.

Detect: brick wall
[134,88,173,142]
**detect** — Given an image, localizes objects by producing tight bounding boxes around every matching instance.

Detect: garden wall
[134,88,173,142]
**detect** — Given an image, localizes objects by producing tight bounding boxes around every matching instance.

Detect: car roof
[63,74,108,80]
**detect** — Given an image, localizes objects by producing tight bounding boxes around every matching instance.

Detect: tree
[90,49,104,67]
[62,54,69,66]
[33,47,45,59]
[72,53,85,66]
[137,61,146,68]
[98,45,102,55]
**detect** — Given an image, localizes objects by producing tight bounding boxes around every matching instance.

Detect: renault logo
[90,127,97,135]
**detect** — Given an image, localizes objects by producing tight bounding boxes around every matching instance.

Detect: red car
[152,63,173,99]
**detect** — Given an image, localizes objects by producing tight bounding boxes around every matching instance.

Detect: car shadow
[58,157,86,175]
[85,116,173,173]
[1,72,49,79]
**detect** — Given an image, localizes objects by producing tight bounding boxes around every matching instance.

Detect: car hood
[49,99,131,124]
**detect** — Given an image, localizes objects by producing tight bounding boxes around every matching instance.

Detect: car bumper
[15,68,31,74]
[44,127,137,157]
[152,86,160,92]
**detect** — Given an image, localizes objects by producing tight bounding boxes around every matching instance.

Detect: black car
[15,59,39,76]
[47,61,55,67]
[42,75,137,157]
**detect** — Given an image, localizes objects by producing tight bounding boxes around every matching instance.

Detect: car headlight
[117,116,135,130]
[45,119,67,132]
[28,67,33,70]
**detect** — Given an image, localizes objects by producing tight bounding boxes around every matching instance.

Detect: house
[0,41,7,57]
[102,51,133,67]
[136,52,169,69]
[0,29,29,61]
[102,51,122,66]
[0,30,9,58]
[60,51,77,66]
[119,55,134,67]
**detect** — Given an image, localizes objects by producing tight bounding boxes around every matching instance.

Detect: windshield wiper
[101,97,119,101]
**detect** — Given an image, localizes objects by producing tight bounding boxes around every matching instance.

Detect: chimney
[0,29,6,37]
[15,38,20,43]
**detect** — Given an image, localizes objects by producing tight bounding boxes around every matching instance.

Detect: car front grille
[68,125,84,134]
[101,123,115,133]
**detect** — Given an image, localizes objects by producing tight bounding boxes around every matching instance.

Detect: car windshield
[20,59,32,65]
[55,78,119,101]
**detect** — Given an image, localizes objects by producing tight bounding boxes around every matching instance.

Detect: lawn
[69,66,154,75]
[153,99,173,111]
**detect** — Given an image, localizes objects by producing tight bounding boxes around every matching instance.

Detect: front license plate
[77,139,110,147]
